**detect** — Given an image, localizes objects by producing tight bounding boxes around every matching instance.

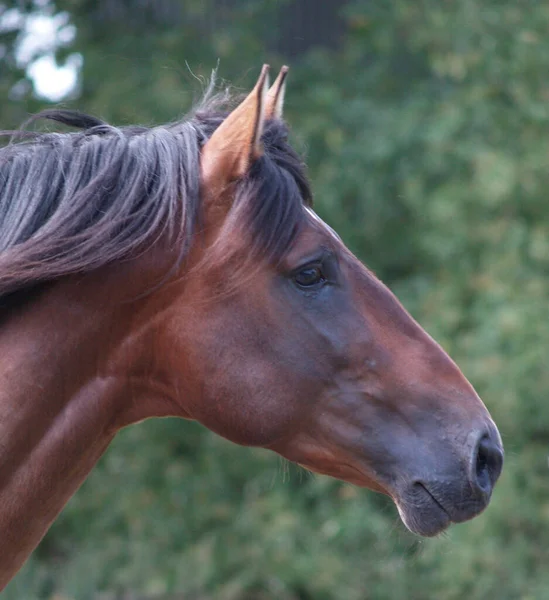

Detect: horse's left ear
[201,64,270,204]
[265,65,289,119]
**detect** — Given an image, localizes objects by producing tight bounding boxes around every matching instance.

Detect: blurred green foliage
[2,0,549,598]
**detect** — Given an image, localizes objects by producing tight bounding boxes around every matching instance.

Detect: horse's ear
[265,66,289,120]
[201,64,270,204]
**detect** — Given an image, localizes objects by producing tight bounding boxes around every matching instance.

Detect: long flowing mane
[0,91,311,307]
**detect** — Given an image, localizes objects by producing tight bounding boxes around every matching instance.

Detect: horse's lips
[294,449,462,537]
[295,455,452,536]
[395,484,453,537]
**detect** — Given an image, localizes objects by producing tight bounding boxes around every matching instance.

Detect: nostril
[475,437,491,492]
[473,433,504,495]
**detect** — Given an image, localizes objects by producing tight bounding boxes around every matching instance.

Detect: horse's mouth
[297,459,453,536]
[395,483,452,537]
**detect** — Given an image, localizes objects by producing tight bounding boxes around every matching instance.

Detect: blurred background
[2,0,549,598]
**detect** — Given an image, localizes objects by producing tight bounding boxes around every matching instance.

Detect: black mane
[0,97,311,305]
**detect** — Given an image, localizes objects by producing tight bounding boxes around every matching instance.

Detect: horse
[0,65,502,589]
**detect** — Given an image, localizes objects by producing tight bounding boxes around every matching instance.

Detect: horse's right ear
[265,65,289,120]
[200,65,270,211]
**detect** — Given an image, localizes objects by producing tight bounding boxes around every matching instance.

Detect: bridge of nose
[347,251,503,465]
[350,265,472,390]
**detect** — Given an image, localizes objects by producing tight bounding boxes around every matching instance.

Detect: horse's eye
[294,266,325,288]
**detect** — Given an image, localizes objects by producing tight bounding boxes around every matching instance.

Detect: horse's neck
[0,270,179,590]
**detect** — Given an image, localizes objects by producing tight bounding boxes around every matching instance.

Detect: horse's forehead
[304,207,342,243]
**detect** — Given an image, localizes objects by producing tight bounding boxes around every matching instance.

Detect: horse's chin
[394,486,452,537]
[354,472,453,537]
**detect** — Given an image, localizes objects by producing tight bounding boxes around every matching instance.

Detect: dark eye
[293,266,325,288]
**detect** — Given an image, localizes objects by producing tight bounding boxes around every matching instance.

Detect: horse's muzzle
[395,424,503,537]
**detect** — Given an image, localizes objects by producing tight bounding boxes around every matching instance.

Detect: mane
[0,91,312,307]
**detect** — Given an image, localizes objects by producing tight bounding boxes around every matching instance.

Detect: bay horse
[0,65,502,589]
